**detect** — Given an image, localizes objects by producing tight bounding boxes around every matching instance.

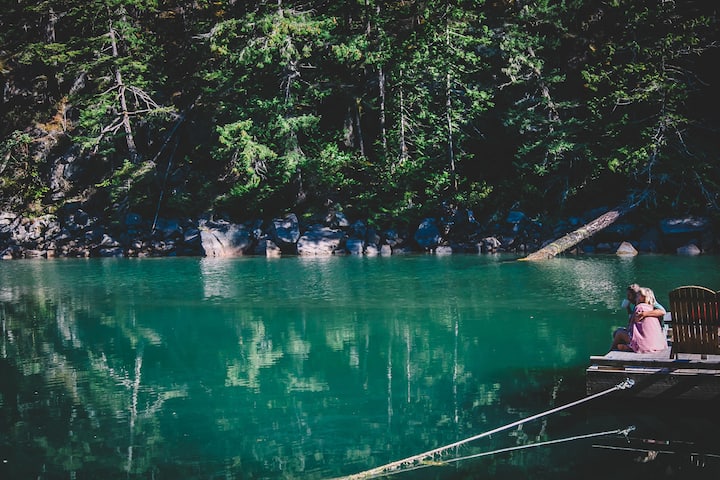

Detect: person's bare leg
[611,330,631,351]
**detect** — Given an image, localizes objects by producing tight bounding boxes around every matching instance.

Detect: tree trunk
[445,71,457,192]
[398,80,408,167]
[379,65,387,153]
[109,21,138,162]
[355,97,365,157]
[521,197,644,261]
[445,20,457,192]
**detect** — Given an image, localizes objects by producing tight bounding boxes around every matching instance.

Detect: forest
[1,0,719,233]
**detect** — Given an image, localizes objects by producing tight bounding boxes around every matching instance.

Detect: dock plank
[586,348,720,400]
[589,349,720,370]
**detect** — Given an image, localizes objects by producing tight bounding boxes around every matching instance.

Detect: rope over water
[332,378,635,480]
[381,426,637,477]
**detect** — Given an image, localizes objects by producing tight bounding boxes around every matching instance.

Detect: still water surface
[1,255,719,479]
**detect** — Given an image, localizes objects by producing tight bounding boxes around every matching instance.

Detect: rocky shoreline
[0,204,713,260]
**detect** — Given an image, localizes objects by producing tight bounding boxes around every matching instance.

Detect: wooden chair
[668,286,720,359]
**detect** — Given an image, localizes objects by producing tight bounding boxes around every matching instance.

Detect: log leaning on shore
[521,196,644,261]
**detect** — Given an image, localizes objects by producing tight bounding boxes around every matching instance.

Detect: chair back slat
[668,286,720,358]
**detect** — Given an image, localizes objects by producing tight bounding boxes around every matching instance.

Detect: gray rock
[365,244,379,256]
[366,228,381,246]
[297,226,344,256]
[660,217,708,235]
[677,243,701,256]
[414,218,441,250]
[346,238,364,255]
[616,241,638,256]
[200,223,251,257]
[98,247,124,257]
[0,212,17,226]
[506,211,526,224]
[253,238,282,257]
[100,234,120,247]
[73,210,90,227]
[349,220,367,239]
[155,218,182,239]
[270,213,300,249]
[325,210,350,228]
[383,229,402,247]
[480,236,502,253]
[183,228,201,244]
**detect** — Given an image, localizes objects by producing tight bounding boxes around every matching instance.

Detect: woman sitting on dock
[611,287,668,353]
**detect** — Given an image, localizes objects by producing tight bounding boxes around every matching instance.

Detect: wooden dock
[586,348,720,401]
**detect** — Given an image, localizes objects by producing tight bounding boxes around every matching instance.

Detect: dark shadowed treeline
[1,1,718,227]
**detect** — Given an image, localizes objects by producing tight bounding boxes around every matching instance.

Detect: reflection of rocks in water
[199,257,238,299]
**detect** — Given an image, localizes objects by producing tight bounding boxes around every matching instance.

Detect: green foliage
[96,159,156,213]
[304,143,361,196]
[214,119,277,194]
[1,0,718,223]
[0,131,49,210]
[578,0,718,211]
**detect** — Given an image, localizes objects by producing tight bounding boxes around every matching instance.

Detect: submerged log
[521,197,644,261]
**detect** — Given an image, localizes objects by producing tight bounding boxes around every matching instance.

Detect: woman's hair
[638,287,656,306]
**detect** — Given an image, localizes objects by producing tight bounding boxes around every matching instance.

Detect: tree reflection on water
[1,256,719,479]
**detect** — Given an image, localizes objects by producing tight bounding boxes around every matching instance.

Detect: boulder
[154,218,182,239]
[325,210,350,228]
[480,236,502,253]
[365,244,379,256]
[366,227,381,246]
[100,233,120,247]
[200,223,252,257]
[383,229,402,248]
[676,243,701,256]
[253,238,282,257]
[660,217,708,235]
[98,247,124,257]
[0,212,17,227]
[183,228,201,245]
[270,213,300,251]
[616,241,638,256]
[414,218,441,250]
[297,226,344,256]
[349,220,367,239]
[346,238,364,255]
[506,211,526,224]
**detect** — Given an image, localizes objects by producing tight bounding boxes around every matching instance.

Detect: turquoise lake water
[1,254,719,479]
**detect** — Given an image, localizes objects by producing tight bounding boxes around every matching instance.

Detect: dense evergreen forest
[1,0,719,234]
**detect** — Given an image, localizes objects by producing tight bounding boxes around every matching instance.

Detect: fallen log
[521,195,646,261]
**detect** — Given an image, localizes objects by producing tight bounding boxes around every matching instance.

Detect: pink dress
[629,303,668,353]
